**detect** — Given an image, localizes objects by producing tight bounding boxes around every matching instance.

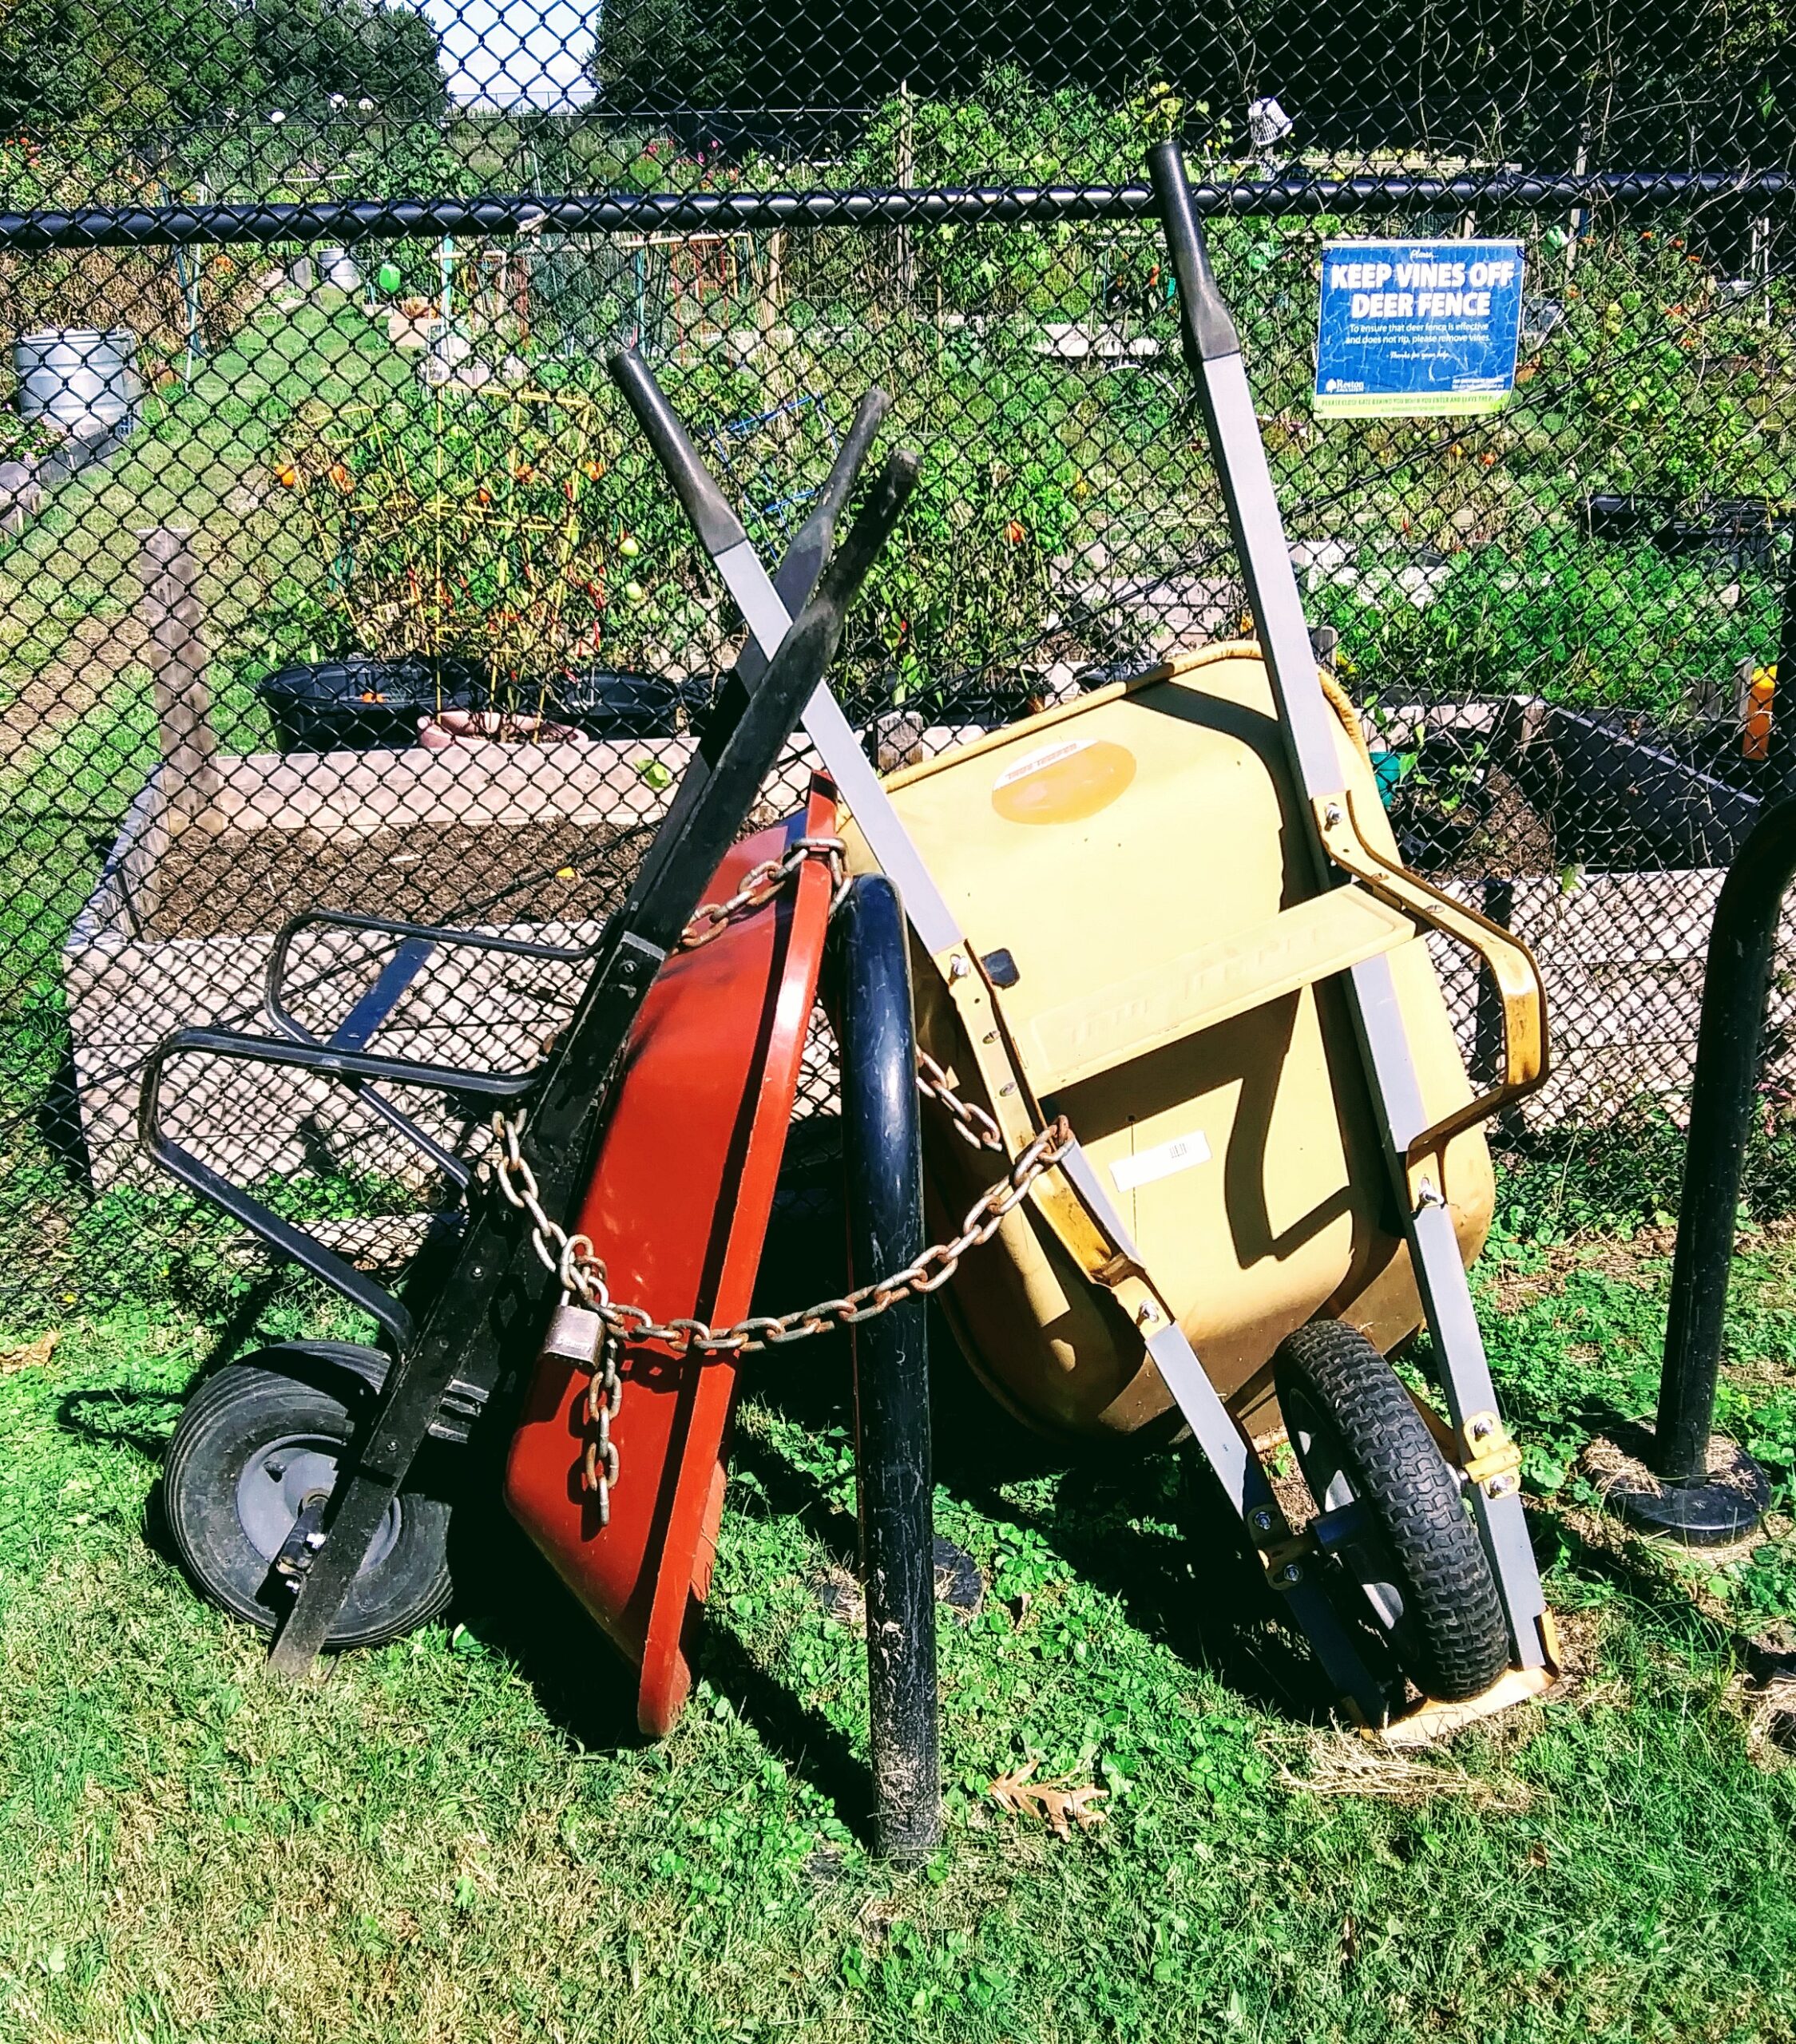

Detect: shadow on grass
[35,1048,92,1198]
[747,1209,1342,1724]
[42,1180,1354,1834]
[438,1497,646,1751]
[55,1381,189,1462]
[446,1497,879,1839]
[1542,1488,1796,1683]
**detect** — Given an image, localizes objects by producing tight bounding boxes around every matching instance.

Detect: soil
[1488,1226,1679,1314]
[145,818,649,939]
[1437,766,1559,881]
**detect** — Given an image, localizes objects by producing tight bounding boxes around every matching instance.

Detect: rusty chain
[914,1046,1005,1149]
[489,837,1067,1519]
[678,833,850,945]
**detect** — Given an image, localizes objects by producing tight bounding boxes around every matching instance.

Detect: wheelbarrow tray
[845,643,1495,1442]
[505,784,836,1736]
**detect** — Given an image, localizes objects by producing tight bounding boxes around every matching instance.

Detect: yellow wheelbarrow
[624,144,1559,1733]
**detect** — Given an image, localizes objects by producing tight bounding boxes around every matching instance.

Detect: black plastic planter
[1382,696,1784,881]
[1521,705,1766,869]
[258,657,480,751]
[1584,492,1787,568]
[258,657,710,751]
[555,667,713,739]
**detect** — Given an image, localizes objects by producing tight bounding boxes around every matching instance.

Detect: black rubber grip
[1148,139,1240,364]
[607,347,747,558]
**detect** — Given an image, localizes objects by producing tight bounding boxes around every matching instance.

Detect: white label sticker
[1110,1128,1212,1192]
[992,735,1096,791]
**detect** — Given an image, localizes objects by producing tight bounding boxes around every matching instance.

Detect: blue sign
[1314,240,1525,417]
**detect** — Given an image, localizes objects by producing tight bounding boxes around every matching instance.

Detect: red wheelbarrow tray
[505,779,837,1737]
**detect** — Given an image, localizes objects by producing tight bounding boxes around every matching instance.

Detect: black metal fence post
[833,873,942,1861]
[1608,801,1793,1544]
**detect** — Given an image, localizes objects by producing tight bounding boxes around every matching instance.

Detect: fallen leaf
[989,1759,1108,1840]
[0,1329,58,1374]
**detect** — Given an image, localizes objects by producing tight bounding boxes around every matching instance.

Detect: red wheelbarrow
[145,419,948,1856]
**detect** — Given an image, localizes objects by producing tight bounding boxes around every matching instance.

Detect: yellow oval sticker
[991,735,1136,825]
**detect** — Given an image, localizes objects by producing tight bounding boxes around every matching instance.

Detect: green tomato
[625,580,645,603]
[620,534,640,558]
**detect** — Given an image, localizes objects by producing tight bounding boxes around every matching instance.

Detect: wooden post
[1564,137,1588,283]
[758,230,791,409]
[136,525,220,829]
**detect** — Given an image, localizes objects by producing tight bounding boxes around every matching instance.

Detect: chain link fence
[2,2,1794,1329]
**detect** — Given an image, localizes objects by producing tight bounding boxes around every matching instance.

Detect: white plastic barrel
[319,247,362,292]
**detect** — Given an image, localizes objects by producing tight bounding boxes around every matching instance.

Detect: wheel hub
[1288,1401,1409,1636]
[235,1434,402,1575]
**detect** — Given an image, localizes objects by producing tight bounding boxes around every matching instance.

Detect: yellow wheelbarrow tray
[842,633,1558,1736]
[845,640,1527,1440]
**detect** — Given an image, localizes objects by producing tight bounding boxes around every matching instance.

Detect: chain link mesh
[2,6,1794,1325]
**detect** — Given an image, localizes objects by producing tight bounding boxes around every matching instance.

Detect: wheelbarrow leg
[836,873,942,1862]
[1148,141,1553,1680]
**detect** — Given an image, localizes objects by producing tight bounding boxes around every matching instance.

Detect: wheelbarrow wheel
[1273,1320,1509,1704]
[163,1345,453,1649]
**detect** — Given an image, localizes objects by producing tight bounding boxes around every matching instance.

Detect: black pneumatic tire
[1274,1319,1509,1704]
[163,1349,453,1650]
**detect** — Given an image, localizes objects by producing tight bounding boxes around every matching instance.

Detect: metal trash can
[14,327,142,440]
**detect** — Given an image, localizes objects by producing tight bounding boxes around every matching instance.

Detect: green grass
[2,1202,1794,2043]
[0,291,414,1194]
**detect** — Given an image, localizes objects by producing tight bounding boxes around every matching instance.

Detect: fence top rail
[3,167,1792,252]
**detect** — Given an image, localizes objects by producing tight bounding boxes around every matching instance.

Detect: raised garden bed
[59,735,713,1191]
[1378,694,1796,1129]
[64,664,1796,1194]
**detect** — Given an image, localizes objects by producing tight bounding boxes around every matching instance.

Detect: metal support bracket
[1313,790,1549,1171]
[1460,1411,1524,1497]
[1055,1141,1398,1723]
